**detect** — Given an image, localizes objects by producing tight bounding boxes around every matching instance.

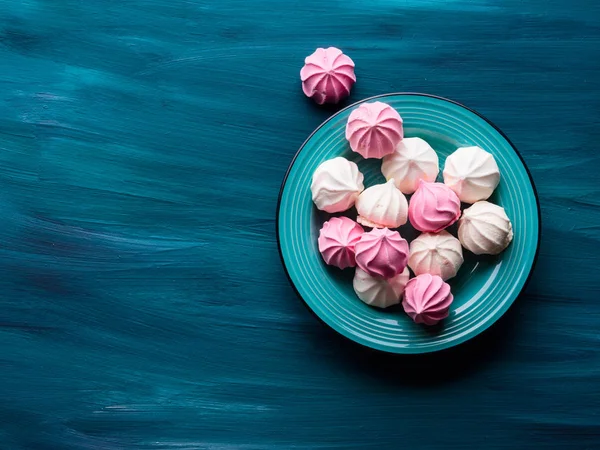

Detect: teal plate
[277,93,540,354]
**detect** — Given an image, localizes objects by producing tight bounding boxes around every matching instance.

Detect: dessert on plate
[305,96,516,326]
[311,157,364,213]
[318,217,364,269]
[408,181,461,233]
[408,231,464,281]
[381,137,439,194]
[443,146,500,203]
[402,274,454,325]
[458,201,513,255]
[345,101,404,159]
[355,179,408,228]
[354,228,409,279]
[353,267,410,308]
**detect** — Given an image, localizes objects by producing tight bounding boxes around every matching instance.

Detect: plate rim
[276,92,542,354]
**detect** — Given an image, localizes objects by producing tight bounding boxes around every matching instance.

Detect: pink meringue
[300,47,356,105]
[354,228,409,279]
[318,217,364,269]
[408,181,461,233]
[345,102,404,159]
[402,274,454,325]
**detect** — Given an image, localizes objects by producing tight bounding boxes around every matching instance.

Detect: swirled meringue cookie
[300,47,356,105]
[353,267,410,308]
[458,201,513,255]
[356,179,408,228]
[408,231,464,281]
[311,157,364,213]
[408,181,461,233]
[345,102,403,159]
[355,228,409,279]
[381,137,439,194]
[443,146,500,203]
[402,274,453,325]
[318,217,364,269]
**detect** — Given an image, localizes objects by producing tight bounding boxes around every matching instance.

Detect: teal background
[278,94,540,354]
[0,0,599,448]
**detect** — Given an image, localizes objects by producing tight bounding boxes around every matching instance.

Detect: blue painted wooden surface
[1,1,599,448]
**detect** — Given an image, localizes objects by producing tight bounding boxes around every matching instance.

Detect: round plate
[277,93,540,354]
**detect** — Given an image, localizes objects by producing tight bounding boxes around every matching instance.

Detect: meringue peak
[403,274,454,325]
[311,157,364,213]
[443,146,500,203]
[346,102,403,159]
[355,228,409,279]
[408,181,461,233]
[356,180,408,229]
[408,231,464,281]
[318,217,364,269]
[458,201,513,255]
[301,47,356,105]
[353,267,410,308]
[381,137,439,194]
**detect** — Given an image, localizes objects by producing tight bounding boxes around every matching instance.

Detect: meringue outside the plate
[353,267,410,308]
[408,181,461,233]
[408,231,464,281]
[345,102,404,159]
[356,179,408,228]
[354,227,409,279]
[318,217,364,269]
[311,157,364,213]
[403,274,453,325]
[300,47,356,105]
[443,146,500,203]
[458,201,513,255]
[381,137,439,194]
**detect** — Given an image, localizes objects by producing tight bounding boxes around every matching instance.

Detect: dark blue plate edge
[275,92,542,356]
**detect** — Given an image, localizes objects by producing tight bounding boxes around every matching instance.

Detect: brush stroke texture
[0,0,599,449]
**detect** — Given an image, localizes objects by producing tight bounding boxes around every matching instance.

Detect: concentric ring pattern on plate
[277,93,540,354]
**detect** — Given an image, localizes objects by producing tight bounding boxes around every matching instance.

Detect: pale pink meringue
[345,102,403,159]
[408,231,463,281]
[353,267,410,309]
[354,228,409,279]
[300,47,356,105]
[408,181,461,233]
[356,179,408,228]
[318,217,364,269]
[381,137,439,194]
[402,274,453,326]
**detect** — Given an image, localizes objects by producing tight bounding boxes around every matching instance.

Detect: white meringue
[381,137,439,194]
[355,179,408,228]
[311,157,364,213]
[443,146,500,203]
[458,201,513,255]
[408,231,464,281]
[353,267,410,308]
